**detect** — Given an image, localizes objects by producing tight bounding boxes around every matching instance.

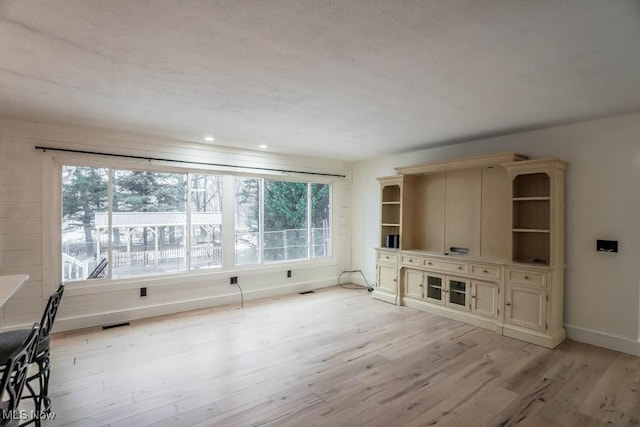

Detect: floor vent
[102,322,131,330]
[299,290,315,295]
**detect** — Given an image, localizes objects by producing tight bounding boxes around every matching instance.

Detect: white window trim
[52,155,336,287]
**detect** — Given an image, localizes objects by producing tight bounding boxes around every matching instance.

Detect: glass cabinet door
[448,278,469,310]
[425,274,444,304]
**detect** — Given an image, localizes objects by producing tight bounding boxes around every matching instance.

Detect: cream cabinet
[372,249,398,304]
[377,263,397,294]
[505,284,546,331]
[471,280,498,319]
[446,277,470,311]
[403,268,424,300]
[411,270,470,312]
[374,153,566,348]
[424,273,445,304]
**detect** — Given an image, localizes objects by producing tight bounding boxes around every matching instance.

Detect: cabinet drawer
[471,264,500,280]
[400,255,422,266]
[423,259,469,274]
[507,269,546,287]
[378,252,398,263]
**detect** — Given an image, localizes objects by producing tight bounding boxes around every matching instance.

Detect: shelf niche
[378,178,403,248]
[513,232,550,265]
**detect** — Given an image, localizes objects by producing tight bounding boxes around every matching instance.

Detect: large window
[190,174,223,269]
[235,177,261,266]
[111,170,187,278]
[264,180,308,262]
[234,178,331,266]
[62,164,331,282]
[62,166,108,281]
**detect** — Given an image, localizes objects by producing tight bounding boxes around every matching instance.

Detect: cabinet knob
[393,278,397,282]
[483,269,488,273]
[409,259,413,263]
[386,256,390,260]
[472,295,476,299]
[457,266,463,270]
[428,262,433,265]
[506,302,511,306]
[524,275,529,280]
[419,284,423,287]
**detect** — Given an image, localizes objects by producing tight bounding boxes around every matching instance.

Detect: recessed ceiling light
[259,144,268,149]
[204,136,215,142]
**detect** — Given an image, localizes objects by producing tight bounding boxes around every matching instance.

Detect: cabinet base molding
[371,289,397,305]
[402,297,501,333]
[503,325,566,349]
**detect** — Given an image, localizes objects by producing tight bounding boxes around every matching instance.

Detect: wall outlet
[287,270,292,278]
[140,287,147,297]
[230,276,238,285]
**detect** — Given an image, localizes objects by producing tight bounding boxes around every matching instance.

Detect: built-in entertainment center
[373,153,566,348]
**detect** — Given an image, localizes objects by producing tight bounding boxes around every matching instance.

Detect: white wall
[0,118,352,331]
[351,111,640,355]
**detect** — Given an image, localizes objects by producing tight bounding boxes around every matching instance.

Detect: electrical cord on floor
[233,283,244,308]
[338,270,374,292]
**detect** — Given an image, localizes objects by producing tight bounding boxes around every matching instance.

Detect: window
[62,163,331,282]
[189,174,223,269]
[61,166,108,281]
[234,179,331,265]
[235,177,261,266]
[264,180,308,262]
[111,170,187,278]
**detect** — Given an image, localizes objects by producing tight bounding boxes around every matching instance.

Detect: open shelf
[513,173,550,198]
[382,203,401,225]
[513,228,550,233]
[513,199,550,230]
[382,185,401,203]
[513,231,550,265]
[380,180,403,248]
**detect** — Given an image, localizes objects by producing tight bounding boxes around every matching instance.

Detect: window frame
[53,156,335,287]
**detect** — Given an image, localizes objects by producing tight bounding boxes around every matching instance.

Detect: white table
[0,274,28,307]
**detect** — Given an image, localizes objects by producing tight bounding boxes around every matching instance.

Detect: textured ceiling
[1,0,639,160]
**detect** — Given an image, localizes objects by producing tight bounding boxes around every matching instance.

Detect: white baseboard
[52,278,336,333]
[565,324,640,356]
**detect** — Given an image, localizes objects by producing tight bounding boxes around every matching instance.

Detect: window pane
[112,170,187,277]
[235,177,261,265]
[264,180,308,262]
[190,174,223,269]
[62,166,109,281]
[311,183,331,258]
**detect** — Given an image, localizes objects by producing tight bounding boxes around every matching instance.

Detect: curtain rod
[35,146,346,178]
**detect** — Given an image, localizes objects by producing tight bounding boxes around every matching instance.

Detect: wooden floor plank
[44,286,640,426]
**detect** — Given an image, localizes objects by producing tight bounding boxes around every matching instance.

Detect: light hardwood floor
[47,286,639,426]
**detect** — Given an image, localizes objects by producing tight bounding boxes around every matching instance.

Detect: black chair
[0,324,39,427]
[0,284,65,426]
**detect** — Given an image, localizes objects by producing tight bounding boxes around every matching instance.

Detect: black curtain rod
[35,146,346,178]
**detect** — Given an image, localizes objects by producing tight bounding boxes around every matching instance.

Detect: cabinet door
[505,285,546,331]
[425,273,445,304]
[404,269,424,299]
[377,264,398,295]
[471,280,498,318]
[446,277,470,311]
